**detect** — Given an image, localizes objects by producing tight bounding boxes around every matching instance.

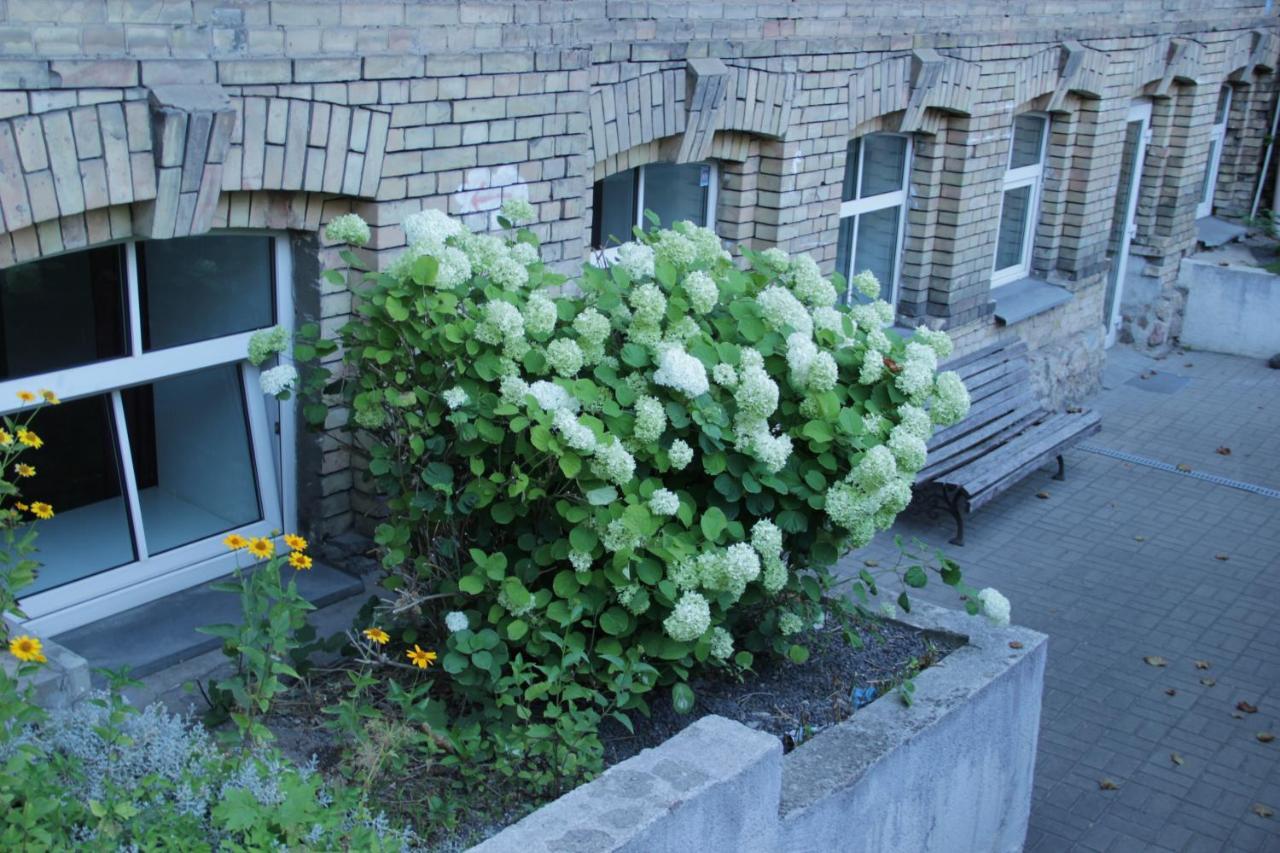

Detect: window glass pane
[836,215,856,292]
[642,163,711,229]
[1200,138,1219,208]
[0,246,127,380]
[1216,87,1232,124]
[139,235,274,351]
[852,205,900,303]
[995,185,1032,272]
[1107,120,1144,259]
[859,135,909,198]
[1009,115,1046,169]
[841,139,861,202]
[21,394,136,595]
[594,171,636,249]
[123,364,261,555]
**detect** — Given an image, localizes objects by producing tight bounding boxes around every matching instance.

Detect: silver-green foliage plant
[308,203,972,717]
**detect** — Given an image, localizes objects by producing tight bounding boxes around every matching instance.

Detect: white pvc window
[1197,86,1233,219]
[992,113,1050,287]
[591,162,718,260]
[835,133,912,306]
[0,235,294,634]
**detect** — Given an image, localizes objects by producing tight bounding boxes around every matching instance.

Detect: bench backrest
[920,339,1043,480]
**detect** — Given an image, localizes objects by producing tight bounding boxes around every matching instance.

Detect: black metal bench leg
[1052,454,1065,481]
[942,485,966,547]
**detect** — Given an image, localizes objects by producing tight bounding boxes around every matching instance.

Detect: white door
[1196,86,1233,220]
[1104,101,1153,348]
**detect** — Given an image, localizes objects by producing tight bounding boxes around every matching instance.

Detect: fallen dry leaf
[1036,491,1050,500]
[1099,778,1119,791]
[1171,752,1185,766]
[1215,446,1232,456]
[1144,656,1168,667]
[1215,554,1230,561]
[1176,463,1192,472]
[1258,732,1275,743]
[1008,641,1024,650]
[863,559,879,568]
[1184,362,1194,367]
[1253,803,1275,819]
[1201,677,1217,687]
[1134,535,1147,542]
[1234,711,1246,720]
[1165,688,1177,696]
[1238,701,1260,714]
[1195,660,1211,670]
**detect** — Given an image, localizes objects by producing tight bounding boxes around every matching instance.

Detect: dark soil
[602,614,960,766]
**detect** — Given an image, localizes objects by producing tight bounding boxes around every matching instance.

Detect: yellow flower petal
[9,634,46,663]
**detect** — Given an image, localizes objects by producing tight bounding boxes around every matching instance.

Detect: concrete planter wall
[471,603,1047,853]
[1179,258,1280,359]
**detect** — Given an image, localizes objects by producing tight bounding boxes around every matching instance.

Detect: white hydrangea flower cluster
[684,270,719,314]
[671,220,729,265]
[978,587,1011,627]
[895,342,939,401]
[709,626,734,661]
[667,438,694,470]
[756,284,813,335]
[442,386,469,410]
[633,395,667,444]
[500,197,536,224]
[510,241,539,265]
[475,300,524,348]
[616,242,655,280]
[849,270,882,301]
[617,584,650,615]
[404,208,464,249]
[663,591,711,642]
[696,543,761,601]
[554,409,597,455]
[785,254,838,308]
[248,325,290,366]
[592,437,637,487]
[648,488,680,516]
[259,364,298,397]
[653,346,709,398]
[527,380,578,413]
[323,212,371,246]
[445,611,470,633]
[569,550,593,574]
[931,371,971,425]
[546,338,584,378]
[913,326,954,360]
[711,362,738,387]
[751,519,788,593]
[653,230,697,268]
[759,247,790,273]
[778,612,803,636]
[523,291,557,338]
[602,518,643,553]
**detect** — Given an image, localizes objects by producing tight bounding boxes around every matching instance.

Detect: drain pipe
[1250,90,1280,218]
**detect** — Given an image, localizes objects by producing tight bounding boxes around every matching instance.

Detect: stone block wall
[0,1,1276,538]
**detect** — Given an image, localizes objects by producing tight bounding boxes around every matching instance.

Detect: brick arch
[1013,42,1109,113]
[1222,28,1279,81]
[1132,37,1207,97]
[586,60,796,169]
[848,50,979,136]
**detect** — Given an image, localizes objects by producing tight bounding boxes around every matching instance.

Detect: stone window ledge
[992,276,1072,326]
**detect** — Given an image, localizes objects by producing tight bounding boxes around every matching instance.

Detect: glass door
[1104,101,1153,348]
[1196,86,1233,220]
[0,235,293,634]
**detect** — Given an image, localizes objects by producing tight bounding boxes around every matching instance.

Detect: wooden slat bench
[916,339,1101,545]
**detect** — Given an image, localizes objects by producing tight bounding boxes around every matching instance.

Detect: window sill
[992,276,1072,326]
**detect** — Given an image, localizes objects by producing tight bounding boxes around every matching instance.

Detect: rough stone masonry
[0,1,1275,538]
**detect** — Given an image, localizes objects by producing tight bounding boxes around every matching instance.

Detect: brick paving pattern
[842,347,1280,852]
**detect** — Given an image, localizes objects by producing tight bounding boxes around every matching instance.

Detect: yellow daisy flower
[362,627,390,645]
[16,429,42,449]
[288,551,313,570]
[246,537,274,559]
[14,463,35,478]
[0,430,10,445]
[9,634,46,664]
[15,391,35,404]
[406,645,437,669]
[29,502,53,520]
[283,533,308,552]
[14,502,28,512]
[39,390,59,405]
[223,533,249,551]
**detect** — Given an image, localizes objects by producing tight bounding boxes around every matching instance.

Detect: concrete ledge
[993,276,1073,326]
[1179,258,1280,359]
[468,604,1046,852]
[471,715,782,853]
[1,624,90,710]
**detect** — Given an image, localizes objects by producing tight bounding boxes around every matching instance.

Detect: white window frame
[992,112,1051,288]
[1197,86,1233,220]
[591,161,719,265]
[2,234,295,635]
[837,133,912,306]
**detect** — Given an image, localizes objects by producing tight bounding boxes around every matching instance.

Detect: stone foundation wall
[0,2,1276,537]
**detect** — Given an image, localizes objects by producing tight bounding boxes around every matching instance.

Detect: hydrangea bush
[305,205,975,721]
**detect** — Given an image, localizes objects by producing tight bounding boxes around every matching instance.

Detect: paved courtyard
[847,345,1280,852]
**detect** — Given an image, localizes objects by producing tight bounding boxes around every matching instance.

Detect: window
[591,162,717,253]
[992,114,1050,287]
[1197,86,1233,219]
[834,134,911,305]
[0,235,292,633]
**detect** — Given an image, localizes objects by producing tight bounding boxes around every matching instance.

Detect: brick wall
[0,1,1276,537]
